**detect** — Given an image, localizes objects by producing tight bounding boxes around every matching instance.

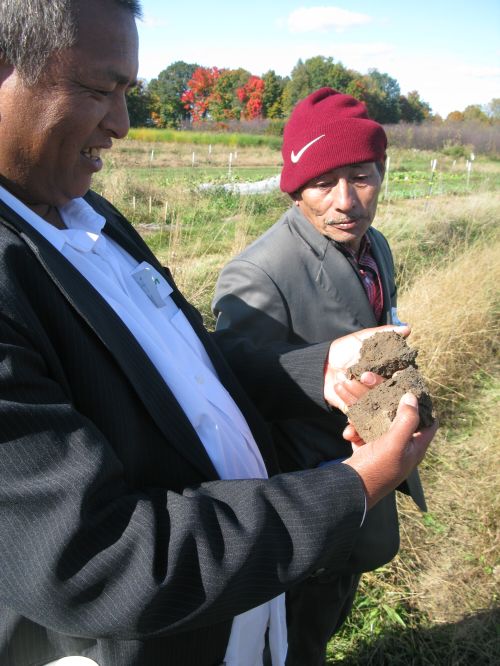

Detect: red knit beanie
[280,87,387,193]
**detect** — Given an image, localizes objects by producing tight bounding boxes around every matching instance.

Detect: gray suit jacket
[213,205,426,573]
[0,193,367,666]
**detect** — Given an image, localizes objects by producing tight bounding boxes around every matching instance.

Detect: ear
[376,159,386,181]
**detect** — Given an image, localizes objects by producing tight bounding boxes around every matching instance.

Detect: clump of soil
[349,331,418,379]
[347,332,435,442]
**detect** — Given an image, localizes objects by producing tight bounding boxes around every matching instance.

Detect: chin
[62,181,93,204]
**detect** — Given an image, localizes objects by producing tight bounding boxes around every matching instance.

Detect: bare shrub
[385,121,499,156]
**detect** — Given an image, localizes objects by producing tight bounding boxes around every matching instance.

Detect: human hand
[342,421,366,451]
[342,393,438,510]
[324,325,411,412]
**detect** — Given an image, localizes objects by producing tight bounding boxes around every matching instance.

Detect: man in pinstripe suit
[0,1,436,665]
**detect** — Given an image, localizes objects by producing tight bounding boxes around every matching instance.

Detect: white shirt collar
[0,184,106,253]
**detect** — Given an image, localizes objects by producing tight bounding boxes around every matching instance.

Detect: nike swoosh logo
[290,134,326,163]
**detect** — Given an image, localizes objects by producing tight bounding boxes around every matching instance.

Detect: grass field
[99,139,500,665]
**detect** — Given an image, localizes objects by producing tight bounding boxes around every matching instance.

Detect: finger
[359,371,385,387]
[343,423,365,445]
[412,418,439,449]
[351,441,365,451]
[385,324,411,338]
[335,379,369,405]
[377,324,411,338]
[356,324,411,342]
[388,393,420,440]
[324,384,347,412]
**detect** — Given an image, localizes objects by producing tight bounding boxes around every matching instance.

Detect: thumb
[388,392,420,441]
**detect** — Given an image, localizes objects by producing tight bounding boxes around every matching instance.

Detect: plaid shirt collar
[334,234,384,322]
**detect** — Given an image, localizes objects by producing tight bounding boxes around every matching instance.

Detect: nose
[100,92,130,139]
[332,178,355,212]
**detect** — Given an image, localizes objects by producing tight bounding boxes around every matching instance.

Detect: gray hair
[0,0,142,85]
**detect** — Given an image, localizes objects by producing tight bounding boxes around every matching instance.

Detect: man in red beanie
[213,88,426,665]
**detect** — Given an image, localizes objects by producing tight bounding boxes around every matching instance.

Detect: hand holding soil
[343,392,438,509]
[324,324,411,412]
[346,331,436,443]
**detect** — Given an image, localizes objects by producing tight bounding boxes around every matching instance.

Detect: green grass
[127,127,282,149]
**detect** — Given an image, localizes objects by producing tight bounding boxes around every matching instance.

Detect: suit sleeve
[0,306,364,641]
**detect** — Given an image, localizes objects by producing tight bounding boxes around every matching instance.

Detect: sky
[136,1,500,118]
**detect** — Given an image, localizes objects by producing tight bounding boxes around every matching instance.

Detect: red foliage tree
[237,76,265,120]
[181,66,221,123]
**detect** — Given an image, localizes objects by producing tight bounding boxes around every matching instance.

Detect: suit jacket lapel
[0,198,219,481]
[289,207,377,328]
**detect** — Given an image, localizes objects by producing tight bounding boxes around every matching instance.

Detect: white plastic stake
[466,160,472,187]
[427,159,438,199]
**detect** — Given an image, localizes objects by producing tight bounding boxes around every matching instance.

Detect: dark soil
[347,332,435,442]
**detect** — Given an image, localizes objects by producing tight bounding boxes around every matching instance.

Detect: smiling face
[294,162,383,253]
[0,0,138,210]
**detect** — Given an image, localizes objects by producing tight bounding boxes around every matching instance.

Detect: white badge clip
[131,262,173,308]
[391,307,407,326]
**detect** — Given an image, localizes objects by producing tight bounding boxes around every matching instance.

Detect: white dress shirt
[0,186,287,666]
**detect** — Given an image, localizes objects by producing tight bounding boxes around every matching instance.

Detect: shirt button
[195,375,205,385]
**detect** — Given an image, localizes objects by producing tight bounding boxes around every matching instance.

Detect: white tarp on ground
[199,174,280,195]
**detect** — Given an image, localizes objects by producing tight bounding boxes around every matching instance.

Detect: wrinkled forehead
[307,162,380,184]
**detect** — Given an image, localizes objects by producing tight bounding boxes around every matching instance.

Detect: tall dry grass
[373,191,500,419]
[394,237,499,620]
[398,241,499,418]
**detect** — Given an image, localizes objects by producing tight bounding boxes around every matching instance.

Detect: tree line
[126,55,500,131]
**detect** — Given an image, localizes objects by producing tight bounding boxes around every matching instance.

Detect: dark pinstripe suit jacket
[213,205,426,573]
[0,193,365,666]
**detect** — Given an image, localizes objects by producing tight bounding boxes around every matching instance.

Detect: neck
[29,203,66,229]
[0,177,67,229]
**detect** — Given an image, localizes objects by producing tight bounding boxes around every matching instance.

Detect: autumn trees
[128,56,494,130]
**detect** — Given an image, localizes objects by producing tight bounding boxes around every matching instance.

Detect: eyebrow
[107,68,137,87]
[87,67,137,87]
